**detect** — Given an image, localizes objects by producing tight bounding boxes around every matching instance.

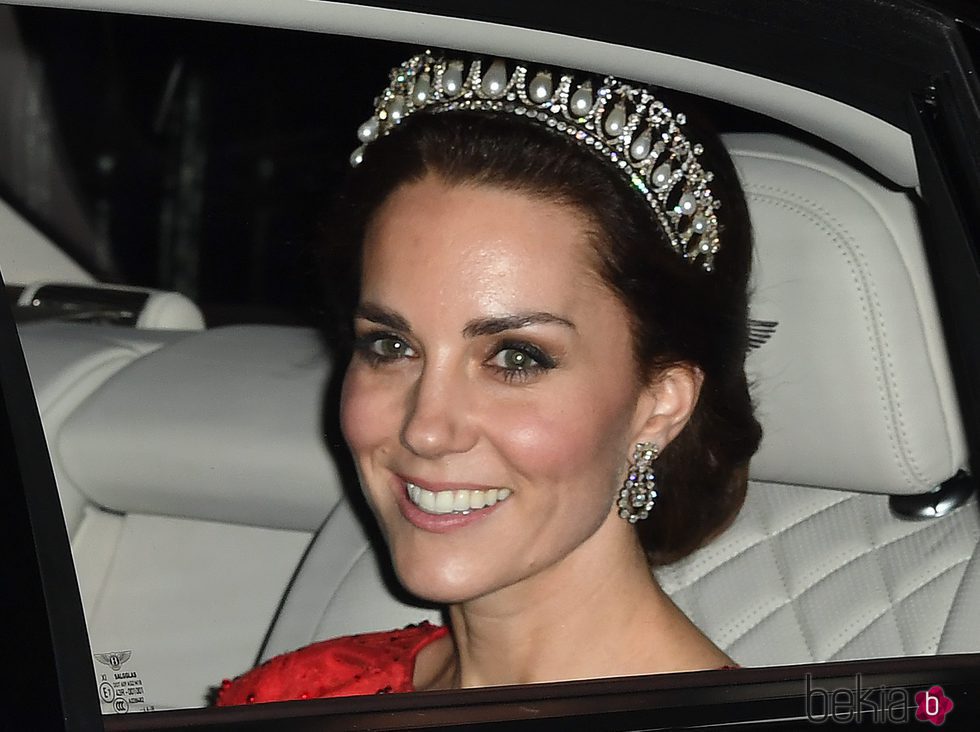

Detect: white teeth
[406,482,511,515]
[435,490,455,513]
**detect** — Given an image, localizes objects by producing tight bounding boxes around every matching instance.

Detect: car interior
[1,0,978,718]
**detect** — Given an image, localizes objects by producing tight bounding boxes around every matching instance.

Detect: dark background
[6,7,795,327]
[10,8,415,325]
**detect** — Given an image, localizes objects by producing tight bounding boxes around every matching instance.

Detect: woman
[217,51,761,703]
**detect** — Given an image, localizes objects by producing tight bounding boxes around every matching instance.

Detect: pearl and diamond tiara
[351,52,721,271]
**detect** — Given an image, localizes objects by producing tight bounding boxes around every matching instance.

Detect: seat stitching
[887,555,968,646]
[938,532,980,650]
[736,147,958,474]
[665,491,856,591]
[723,543,966,656]
[720,542,813,657]
[760,495,817,661]
[790,512,956,602]
[856,498,905,656]
[721,511,959,652]
[826,556,970,659]
[746,186,925,488]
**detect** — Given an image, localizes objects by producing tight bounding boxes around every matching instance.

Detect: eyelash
[487,340,557,383]
[353,332,415,365]
[352,332,558,383]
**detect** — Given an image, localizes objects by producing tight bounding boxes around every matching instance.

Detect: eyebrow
[354,303,411,332]
[355,303,575,338]
[462,312,576,338]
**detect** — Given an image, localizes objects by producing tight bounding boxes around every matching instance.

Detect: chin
[390,548,492,605]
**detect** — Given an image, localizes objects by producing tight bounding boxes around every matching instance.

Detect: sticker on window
[93,651,153,713]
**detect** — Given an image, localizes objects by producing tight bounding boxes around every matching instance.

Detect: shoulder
[215,622,448,705]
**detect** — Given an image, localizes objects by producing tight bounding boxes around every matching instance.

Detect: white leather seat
[20,322,344,711]
[657,134,980,664]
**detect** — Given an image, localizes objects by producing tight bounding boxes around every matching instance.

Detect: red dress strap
[215,622,448,705]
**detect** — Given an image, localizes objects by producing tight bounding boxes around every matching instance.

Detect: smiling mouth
[405,481,512,515]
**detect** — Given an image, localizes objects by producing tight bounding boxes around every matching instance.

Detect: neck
[436,513,728,689]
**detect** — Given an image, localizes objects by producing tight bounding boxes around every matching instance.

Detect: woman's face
[340,175,660,604]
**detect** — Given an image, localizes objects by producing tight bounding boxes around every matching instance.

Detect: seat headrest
[57,325,341,531]
[729,134,967,494]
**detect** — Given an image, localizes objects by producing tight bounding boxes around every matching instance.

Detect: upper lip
[398,474,503,493]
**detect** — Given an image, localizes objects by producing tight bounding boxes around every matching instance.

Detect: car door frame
[1,0,979,729]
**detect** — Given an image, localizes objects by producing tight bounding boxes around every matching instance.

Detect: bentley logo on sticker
[94,651,132,672]
[94,650,152,713]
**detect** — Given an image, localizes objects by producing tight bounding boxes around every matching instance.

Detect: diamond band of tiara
[351,52,721,271]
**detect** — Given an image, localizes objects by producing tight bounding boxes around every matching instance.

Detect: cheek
[340,364,399,455]
[503,415,592,470]
[485,389,630,489]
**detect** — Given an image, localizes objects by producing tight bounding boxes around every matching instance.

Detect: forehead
[360,176,607,313]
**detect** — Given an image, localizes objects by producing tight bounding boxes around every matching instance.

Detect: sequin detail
[214,622,447,706]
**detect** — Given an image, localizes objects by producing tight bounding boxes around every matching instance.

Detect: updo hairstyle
[325,95,762,566]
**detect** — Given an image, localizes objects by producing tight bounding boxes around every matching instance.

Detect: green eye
[372,337,410,358]
[354,333,415,364]
[489,342,556,383]
[498,348,532,370]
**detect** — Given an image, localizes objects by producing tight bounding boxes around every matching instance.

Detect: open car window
[2,1,980,729]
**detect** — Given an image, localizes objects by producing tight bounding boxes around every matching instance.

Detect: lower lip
[393,477,506,534]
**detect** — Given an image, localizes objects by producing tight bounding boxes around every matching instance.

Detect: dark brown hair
[325,104,762,566]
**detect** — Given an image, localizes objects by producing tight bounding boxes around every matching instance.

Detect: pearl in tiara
[352,52,721,271]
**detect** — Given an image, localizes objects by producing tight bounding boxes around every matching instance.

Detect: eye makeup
[353,331,416,365]
[486,339,559,383]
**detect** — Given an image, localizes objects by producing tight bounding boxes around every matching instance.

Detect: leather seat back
[22,323,343,711]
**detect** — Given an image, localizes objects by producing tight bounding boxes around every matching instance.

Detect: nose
[400,362,476,459]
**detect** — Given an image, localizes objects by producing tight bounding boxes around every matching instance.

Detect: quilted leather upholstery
[658,483,980,665]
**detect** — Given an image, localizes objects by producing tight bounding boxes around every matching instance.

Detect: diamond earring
[618,442,659,523]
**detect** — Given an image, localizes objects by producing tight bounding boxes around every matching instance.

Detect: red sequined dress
[215,622,448,705]
[215,621,739,705]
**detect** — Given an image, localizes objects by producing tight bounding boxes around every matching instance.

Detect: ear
[630,365,704,449]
